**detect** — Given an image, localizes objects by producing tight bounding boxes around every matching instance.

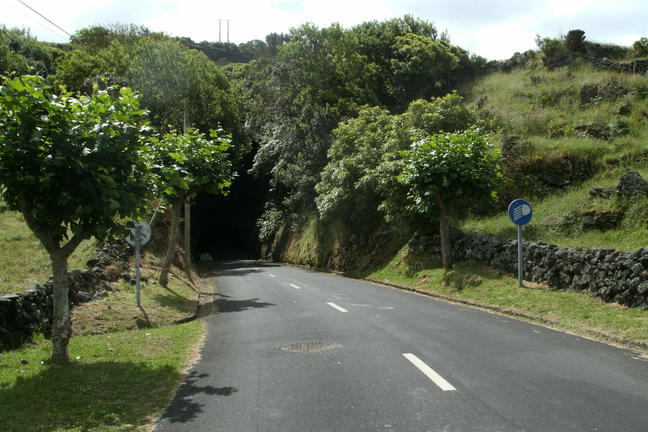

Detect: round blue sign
[508,199,533,226]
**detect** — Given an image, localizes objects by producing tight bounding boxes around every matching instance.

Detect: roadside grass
[72,253,204,336]
[0,210,96,295]
[0,320,204,432]
[369,248,648,352]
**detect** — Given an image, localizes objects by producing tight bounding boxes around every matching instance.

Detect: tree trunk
[50,250,71,364]
[436,194,452,270]
[183,197,194,282]
[159,202,181,287]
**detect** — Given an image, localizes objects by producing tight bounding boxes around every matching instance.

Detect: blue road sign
[508,199,533,226]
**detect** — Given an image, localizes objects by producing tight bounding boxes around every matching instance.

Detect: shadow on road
[213,297,275,313]
[159,371,237,425]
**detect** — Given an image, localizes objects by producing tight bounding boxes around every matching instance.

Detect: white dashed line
[268,274,277,278]
[326,302,348,313]
[289,283,302,290]
[403,353,456,392]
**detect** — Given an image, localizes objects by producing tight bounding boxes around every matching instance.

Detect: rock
[101,281,115,292]
[76,291,92,303]
[631,263,645,275]
[580,84,599,105]
[574,122,611,140]
[638,282,648,295]
[93,290,108,300]
[581,209,624,231]
[616,171,648,198]
[588,186,615,200]
[617,103,632,116]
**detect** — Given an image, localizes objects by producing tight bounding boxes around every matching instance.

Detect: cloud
[4,0,647,59]
[72,0,177,30]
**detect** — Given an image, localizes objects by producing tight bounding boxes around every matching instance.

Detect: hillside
[462,64,648,250]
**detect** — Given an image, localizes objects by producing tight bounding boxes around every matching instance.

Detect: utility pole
[227,19,230,43]
[183,99,193,282]
[219,19,222,42]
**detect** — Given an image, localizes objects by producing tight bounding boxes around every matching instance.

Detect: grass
[0,321,204,432]
[461,163,648,251]
[0,210,96,295]
[369,247,648,352]
[0,207,210,431]
[72,254,205,336]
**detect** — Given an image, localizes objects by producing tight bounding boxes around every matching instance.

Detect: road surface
[156,260,648,431]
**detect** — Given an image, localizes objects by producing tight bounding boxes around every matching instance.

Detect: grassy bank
[0,206,211,431]
[72,254,204,336]
[369,247,648,352]
[0,321,204,432]
[0,210,96,296]
[461,165,648,251]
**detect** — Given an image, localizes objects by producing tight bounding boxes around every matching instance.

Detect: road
[156,260,648,432]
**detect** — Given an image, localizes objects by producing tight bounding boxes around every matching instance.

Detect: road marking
[268,274,277,278]
[327,302,348,313]
[289,283,302,290]
[402,353,456,392]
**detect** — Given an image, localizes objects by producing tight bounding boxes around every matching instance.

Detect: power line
[15,0,123,73]
[16,0,72,39]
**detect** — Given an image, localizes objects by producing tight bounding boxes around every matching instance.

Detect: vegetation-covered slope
[462,64,648,250]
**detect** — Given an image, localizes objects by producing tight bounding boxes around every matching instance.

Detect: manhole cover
[279,342,336,353]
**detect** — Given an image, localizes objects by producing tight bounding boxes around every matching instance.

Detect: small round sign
[126,220,151,246]
[508,199,533,226]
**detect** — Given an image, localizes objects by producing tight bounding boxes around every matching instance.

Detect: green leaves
[0,75,152,250]
[400,129,501,219]
[146,128,233,202]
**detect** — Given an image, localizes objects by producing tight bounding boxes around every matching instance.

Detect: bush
[633,37,648,58]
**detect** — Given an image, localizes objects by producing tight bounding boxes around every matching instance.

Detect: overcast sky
[3,0,648,60]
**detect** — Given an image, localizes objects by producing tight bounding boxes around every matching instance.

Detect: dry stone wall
[0,243,130,351]
[412,232,648,310]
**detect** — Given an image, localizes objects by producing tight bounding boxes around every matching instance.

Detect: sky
[3,0,648,60]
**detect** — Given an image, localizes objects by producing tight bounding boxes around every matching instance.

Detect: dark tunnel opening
[191,157,268,260]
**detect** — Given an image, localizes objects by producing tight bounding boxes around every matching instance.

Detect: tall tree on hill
[247,16,485,228]
[127,38,247,160]
[0,76,151,363]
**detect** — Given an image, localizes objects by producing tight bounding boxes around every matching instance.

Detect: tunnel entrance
[191,160,268,260]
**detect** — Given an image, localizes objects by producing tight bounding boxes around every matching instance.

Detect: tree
[0,26,59,77]
[148,129,233,286]
[0,75,151,363]
[399,130,501,269]
[315,105,405,223]
[315,93,478,225]
[128,38,246,159]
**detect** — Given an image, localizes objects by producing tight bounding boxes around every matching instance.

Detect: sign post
[508,199,533,288]
[126,221,152,306]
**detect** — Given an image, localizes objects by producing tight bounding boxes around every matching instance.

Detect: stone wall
[0,243,130,351]
[592,58,648,76]
[411,232,648,310]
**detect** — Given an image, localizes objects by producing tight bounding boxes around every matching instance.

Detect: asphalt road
[156,260,648,432]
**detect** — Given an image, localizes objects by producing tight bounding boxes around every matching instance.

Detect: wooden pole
[183,100,193,281]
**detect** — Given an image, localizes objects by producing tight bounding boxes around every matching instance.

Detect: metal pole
[517,225,523,287]
[135,238,141,306]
